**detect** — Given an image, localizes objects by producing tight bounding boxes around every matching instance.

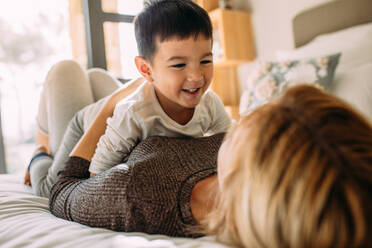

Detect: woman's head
[207,85,372,247]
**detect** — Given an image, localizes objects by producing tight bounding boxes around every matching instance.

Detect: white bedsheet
[0,174,230,248]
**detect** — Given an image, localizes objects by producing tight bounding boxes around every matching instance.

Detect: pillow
[330,63,372,123]
[274,22,372,122]
[276,22,372,72]
[239,53,341,116]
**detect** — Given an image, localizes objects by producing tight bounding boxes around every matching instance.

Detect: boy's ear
[135,56,154,82]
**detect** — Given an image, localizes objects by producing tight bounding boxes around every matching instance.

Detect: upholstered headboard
[293,0,372,47]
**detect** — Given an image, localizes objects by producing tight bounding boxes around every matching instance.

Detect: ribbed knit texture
[49,133,224,237]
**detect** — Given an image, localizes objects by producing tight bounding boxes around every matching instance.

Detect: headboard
[293,0,372,48]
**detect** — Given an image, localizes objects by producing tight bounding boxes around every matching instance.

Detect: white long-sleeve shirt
[89,80,231,174]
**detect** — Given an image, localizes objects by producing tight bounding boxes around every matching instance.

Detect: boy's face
[139,35,213,113]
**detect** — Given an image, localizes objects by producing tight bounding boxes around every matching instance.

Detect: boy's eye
[171,63,186,68]
[201,60,212,65]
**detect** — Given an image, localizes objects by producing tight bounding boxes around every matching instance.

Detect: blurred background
[0,0,144,174]
[0,0,345,175]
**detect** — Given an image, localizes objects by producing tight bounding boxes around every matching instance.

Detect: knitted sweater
[49,133,224,237]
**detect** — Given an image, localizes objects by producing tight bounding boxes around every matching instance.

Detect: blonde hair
[204,85,372,247]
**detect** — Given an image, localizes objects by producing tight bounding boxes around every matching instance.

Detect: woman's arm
[70,78,145,161]
[49,156,138,231]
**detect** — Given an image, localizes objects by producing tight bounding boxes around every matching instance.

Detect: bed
[1,0,372,247]
[0,174,229,248]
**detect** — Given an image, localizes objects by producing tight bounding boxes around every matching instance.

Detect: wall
[232,0,337,59]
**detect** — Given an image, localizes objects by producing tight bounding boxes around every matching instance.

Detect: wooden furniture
[194,0,219,12]
[207,7,255,120]
[194,1,255,119]
[212,60,242,106]
[209,8,255,62]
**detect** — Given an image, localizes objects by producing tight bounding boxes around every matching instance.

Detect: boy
[89,0,231,175]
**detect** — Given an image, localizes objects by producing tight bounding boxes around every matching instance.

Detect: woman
[205,85,372,247]
[27,60,371,247]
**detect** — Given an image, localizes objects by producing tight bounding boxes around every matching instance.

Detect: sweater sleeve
[89,105,142,174]
[49,156,139,231]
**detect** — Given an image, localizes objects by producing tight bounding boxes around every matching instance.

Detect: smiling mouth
[182,88,201,93]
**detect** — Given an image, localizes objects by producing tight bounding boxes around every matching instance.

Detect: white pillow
[275,22,372,122]
[238,53,340,116]
[330,63,372,123]
[276,22,372,72]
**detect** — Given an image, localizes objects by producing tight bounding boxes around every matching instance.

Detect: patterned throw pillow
[239,53,341,116]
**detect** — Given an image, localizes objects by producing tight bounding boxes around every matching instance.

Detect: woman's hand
[24,145,48,186]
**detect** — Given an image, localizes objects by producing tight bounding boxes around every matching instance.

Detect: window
[73,0,144,80]
[0,0,72,174]
[0,0,144,174]
[116,1,144,78]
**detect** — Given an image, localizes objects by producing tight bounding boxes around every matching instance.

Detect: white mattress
[0,174,230,248]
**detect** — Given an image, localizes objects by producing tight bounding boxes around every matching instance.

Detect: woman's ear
[135,56,154,82]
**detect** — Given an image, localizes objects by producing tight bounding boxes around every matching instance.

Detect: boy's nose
[187,69,203,82]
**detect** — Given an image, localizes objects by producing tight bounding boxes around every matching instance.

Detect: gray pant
[30,60,120,197]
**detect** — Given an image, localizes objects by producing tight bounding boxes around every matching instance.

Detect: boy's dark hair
[134,0,213,62]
